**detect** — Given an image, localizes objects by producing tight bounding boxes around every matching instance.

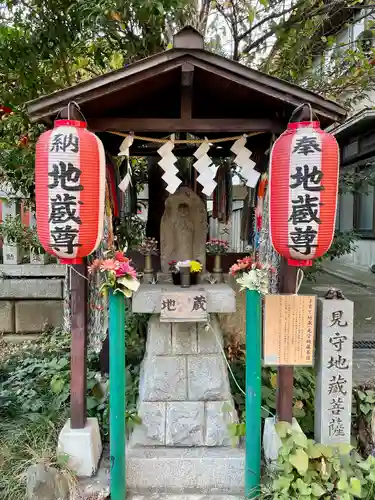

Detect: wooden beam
[88,117,283,133]
[70,262,88,429]
[180,63,194,120]
[127,146,235,157]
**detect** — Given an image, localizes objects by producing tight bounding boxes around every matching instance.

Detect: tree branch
[243,0,343,54]
[238,0,305,42]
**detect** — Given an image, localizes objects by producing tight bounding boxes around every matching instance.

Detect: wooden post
[276,103,311,424]
[245,289,262,498]
[276,258,297,423]
[70,262,88,429]
[109,290,126,500]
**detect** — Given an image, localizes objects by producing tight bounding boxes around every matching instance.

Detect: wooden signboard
[263,295,316,366]
[160,290,208,322]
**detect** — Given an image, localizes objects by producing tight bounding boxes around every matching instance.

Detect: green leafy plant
[0,214,30,247]
[353,384,375,458]
[260,421,375,499]
[115,214,146,250]
[26,226,45,254]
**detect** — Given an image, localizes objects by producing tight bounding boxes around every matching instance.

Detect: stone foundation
[0,264,64,339]
[130,315,238,448]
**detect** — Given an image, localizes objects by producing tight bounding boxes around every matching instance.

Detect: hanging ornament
[118,134,134,192]
[35,117,106,264]
[269,109,339,267]
[231,135,260,188]
[193,140,217,196]
[157,135,182,194]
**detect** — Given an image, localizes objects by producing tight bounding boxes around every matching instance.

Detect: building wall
[338,240,375,269]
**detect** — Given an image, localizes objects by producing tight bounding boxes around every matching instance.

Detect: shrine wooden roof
[27,26,346,155]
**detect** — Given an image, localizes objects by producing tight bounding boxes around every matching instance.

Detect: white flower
[236,268,269,295]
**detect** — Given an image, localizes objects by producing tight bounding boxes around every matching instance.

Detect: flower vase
[179,265,191,288]
[190,272,199,285]
[143,254,154,282]
[172,272,181,285]
[213,254,223,282]
[30,250,48,264]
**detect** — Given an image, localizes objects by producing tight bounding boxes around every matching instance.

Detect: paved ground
[300,272,375,385]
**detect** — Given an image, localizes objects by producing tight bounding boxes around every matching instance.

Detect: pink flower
[88,259,102,274]
[100,259,120,272]
[230,263,241,276]
[116,261,137,279]
[115,251,129,263]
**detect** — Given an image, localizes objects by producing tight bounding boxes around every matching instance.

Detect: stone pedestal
[57,418,102,477]
[130,315,237,448]
[129,283,244,495]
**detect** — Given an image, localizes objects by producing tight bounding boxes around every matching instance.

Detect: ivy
[260,422,375,499]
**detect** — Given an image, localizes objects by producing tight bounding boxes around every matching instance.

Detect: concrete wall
[338,240,375,270]
[0,264,65,342]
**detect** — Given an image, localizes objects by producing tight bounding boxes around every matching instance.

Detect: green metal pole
[245,289,262,498]
[109,290,126,500]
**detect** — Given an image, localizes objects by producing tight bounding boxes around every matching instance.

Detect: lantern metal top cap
[54,119,87,128]
[288,121,320,130]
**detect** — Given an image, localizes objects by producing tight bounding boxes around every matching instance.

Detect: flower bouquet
[206,239,229,255]
[138,237,158,276]
[88,250,140,297]
[206,239,228,281]
[229,256,272,295]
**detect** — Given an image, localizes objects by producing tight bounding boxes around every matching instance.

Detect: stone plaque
[315,298,354,445]
[263,295,316,366]
[160,290,207,323]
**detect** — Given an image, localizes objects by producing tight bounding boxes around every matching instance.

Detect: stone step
[129,495,244,500]
[126,447,245,495]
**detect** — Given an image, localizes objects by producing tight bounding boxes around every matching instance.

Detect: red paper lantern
[35,119,105,264]
[269,120,339,267]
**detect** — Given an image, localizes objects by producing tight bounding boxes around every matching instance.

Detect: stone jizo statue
[160,187,207,273]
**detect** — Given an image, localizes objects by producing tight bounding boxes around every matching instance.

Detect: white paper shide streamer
[231,135,260,188]
[118,135,134,192]
[157,136,182,194]
[193,140,217,196]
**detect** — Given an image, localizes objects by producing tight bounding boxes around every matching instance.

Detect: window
[356,181,375,235]
[337,166,375,237]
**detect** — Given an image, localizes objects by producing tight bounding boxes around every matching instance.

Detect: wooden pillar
[70,262,88,429]
[60,103,89,429]
[276,103,312,423]
[276,261,297,423]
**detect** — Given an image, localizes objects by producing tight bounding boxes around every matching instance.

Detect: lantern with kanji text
[35,119,105,264]
[269,119,339,267]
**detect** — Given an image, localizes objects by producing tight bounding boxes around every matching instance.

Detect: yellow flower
[190,260,202,273]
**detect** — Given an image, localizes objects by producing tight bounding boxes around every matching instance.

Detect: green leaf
[50,376,65,394]
[349,477,361,497]
[289,448,309,475]
[291,430,308,448]
[336,443,353,455]
[275,421,292,438]
[109,52,124,70]
[311,482,326,497]
[247,6,256,23]
[307,442,323,459]
[294,478,311,495]
[272,476,291,491]
[337,470,349,491]
[259,0,269,6]
[117,276,140,292]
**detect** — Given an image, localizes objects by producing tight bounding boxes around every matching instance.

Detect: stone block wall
[0,264,65,341]
[130,315,238,447]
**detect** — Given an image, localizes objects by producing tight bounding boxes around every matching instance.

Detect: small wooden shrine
[27,25,346,499]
